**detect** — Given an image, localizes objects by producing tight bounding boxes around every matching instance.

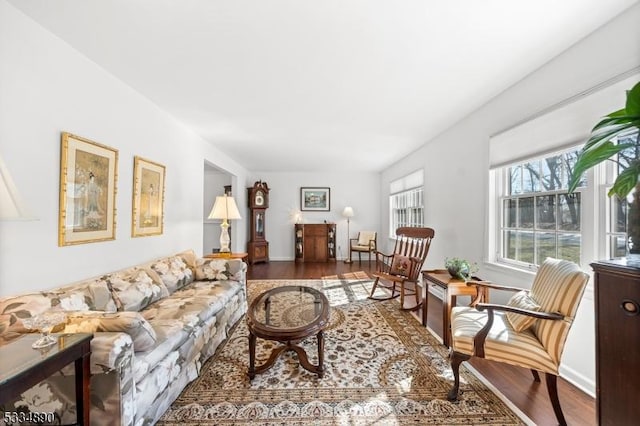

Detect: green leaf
[592,109,627,130]
[626,82,640,116]
[584,122,638,151]
[568,141,633,192]
[592,114,640,131]
[609,162,640,198]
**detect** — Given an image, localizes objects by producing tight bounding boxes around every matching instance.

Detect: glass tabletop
[250,285,326,330]
[0,333,92,387]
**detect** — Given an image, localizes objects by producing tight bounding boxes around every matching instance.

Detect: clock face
[255,190,264,206]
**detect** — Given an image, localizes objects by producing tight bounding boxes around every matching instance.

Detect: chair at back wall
[349,231,377,265]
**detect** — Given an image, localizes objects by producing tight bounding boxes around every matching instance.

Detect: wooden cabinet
[295,224,336,262]
[591,260,640,426]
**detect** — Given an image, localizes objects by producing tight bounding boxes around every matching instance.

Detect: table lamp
[208,194,242,255]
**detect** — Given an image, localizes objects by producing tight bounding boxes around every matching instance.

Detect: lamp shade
[342,206,354,218]
[0,155,32,220]
[208,195,242,220]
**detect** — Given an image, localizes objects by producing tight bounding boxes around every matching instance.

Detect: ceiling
[9,0,638,172]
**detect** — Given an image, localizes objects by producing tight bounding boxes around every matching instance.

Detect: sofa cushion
[194,258,233,281]
[0,280,117,343]
[64,311,157,351]
[150,257,194,294]
[55,279,119,312]
[142,280,242,327]
[107,269,169,312]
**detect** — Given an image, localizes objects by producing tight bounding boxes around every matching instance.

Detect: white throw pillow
[357,231,376,246]
[505,290,541,332]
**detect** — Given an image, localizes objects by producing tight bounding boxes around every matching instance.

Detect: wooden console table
[0,333,93,425]
[421,270,488,347]
[204,252,249,263]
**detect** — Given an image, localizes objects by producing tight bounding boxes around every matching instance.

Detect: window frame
[389,186,424,238]
[489,145,597,272]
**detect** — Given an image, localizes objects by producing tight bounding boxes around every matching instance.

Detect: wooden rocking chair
[368,226,435,310]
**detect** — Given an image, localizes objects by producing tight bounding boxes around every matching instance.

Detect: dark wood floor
[247,260,596,426]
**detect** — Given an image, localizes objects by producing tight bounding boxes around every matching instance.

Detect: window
[606,130,640,259]
[498,149,583,267]
[491,129,639,272]
[487,77,639,273]
[389,170,424,236]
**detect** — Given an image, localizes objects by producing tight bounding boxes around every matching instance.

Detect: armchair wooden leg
[545,373,567,426]
[447,351,471,401]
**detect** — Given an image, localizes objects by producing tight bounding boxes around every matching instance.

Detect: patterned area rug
[158,279,526,425]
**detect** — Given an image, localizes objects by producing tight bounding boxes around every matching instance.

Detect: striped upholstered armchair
[447,258,589,426]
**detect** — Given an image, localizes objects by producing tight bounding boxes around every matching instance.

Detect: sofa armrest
[86,331,135,375]
[226,258,247,281]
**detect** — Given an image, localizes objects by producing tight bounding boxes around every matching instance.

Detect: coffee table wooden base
[248,330,325,379]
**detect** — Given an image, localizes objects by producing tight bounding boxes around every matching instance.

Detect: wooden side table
[421,270,488,347]
[204,252,249,263]
[0,333,92,425]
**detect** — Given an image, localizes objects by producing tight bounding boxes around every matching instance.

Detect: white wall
[380,4,640,396]
[248,172,381,260]
[0,0,250,297]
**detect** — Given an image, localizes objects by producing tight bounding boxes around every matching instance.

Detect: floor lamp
[208,194,242,256]
[342,206,354,264]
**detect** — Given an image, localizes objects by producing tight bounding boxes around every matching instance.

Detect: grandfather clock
[247,181,269,265]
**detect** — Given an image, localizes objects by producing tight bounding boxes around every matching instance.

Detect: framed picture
[132,156,166,237]
[58,132,118,246]
[300,187,330,211]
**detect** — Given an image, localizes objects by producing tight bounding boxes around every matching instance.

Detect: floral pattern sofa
[0,250,247,425]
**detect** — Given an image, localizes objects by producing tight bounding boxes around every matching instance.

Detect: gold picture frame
[59,132,118,246]
[132,156,165,237]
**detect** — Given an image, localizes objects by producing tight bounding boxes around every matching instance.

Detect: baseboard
[559,364,596,398]
[268,256,296,261]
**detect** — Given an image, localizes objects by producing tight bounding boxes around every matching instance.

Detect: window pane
[503,230,516,260]
[611,236,627,258]
[536,195,556,229]
[518,197,534,228]
[518,231,534,263]
[564,150,584,189]
[498,146,585,269]
[611,196,628,233]
[536,232,556,263]
[509,166,522,195]
[541,155,562,191]
[559,193,580,231]
[522,161,540,192]
[390,187,424,236]
[558,233,581,263]
[504,199,516,227]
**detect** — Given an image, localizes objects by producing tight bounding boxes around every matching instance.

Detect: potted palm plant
[568,81,640,257]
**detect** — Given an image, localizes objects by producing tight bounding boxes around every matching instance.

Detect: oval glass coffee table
[247,285,330,379]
